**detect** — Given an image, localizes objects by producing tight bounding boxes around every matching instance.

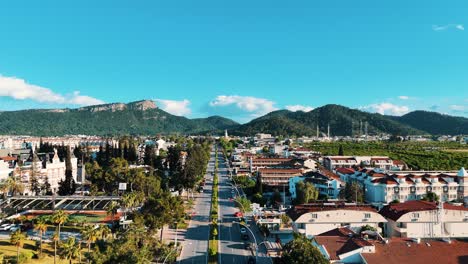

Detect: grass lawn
[0,239,88,264]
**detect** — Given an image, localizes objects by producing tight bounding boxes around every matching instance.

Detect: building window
[364,213,371,219]
[311,213,318,219]
[412,213,420,218]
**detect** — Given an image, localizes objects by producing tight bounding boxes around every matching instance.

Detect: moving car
[234,211,243,217]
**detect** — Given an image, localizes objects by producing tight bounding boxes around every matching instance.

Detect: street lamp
[233,221,258,263]
[162,249,176,264]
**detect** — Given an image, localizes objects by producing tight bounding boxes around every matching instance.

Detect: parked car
[247,257,256,264]
[9,225,20,232]
[234,211,243,217]
[240,227,247,234]
[242,234,249,240]
[0,224,13,231]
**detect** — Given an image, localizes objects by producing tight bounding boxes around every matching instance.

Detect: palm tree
[60,237,80,264]
[34,218,48,255]
[51,209,69,239]
[122,193,135,219]
[10,230,27,263]
[53,229,59,264]
[0,174,25,197]
[81,225,99,258]
[106,201,120,228]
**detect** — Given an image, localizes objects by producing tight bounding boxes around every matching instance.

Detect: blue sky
[0,0,467,123]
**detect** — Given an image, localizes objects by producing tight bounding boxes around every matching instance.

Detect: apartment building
[379,200,468,238]
[336,167,468,206]
[287,203,387,237]
[324,156,404,171]
[250,157,292,171]
[258,168,302,187]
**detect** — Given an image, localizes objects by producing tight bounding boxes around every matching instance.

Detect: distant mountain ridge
[0,100,466,136]
[0,100,238,136]
[233,105,468,136]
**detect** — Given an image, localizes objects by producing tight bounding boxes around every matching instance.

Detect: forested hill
[0,100,238,136]
[391,111,468,135]
[232,105,468,136]
[0,101,466,136]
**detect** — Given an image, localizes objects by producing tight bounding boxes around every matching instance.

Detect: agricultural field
[304,141,468,171]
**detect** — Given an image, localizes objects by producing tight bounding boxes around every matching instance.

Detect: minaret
[457,167,468,204]
[224,129,228,138]
[327,123,330,139]
[316,125,319,138]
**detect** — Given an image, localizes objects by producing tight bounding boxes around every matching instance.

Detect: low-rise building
[251,157,292,171]
[287,203,387,237]
[258,168,302,187]
[324,156,403,171]
[379,200,468,238]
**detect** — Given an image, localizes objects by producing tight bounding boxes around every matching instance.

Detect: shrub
[18,251,34,264]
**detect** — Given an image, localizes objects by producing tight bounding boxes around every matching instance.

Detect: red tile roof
[287,203,378,221]
[258,168,302,174]
[315,228,374,261]
[379,200,468,221]
[364,238,468,264]
[336,167,355,174]
[0,156,16,161]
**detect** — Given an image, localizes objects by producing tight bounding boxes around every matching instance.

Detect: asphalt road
[178,148,216,264]
[218,152,272,264]
[218,155,251,264]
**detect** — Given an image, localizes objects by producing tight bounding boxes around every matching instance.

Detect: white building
[324,156,404,171]
[287,203,387,237]
[380,200,468,238]
[0,158,14,180]
[14,149,78,195]
[336,167,468,206]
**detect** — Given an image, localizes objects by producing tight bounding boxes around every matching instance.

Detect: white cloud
[0,75,104,106]
[449,105,465,111]
[285,104,314,112]
[432,24,464,31]
[361,102,410,116]
[209,95,278,117]
[398,95,409,100]
[154,99,191,116]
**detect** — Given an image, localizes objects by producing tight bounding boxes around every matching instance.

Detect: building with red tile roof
[379,200,468,238]
[287,202,387,237]
[363,238,468,264]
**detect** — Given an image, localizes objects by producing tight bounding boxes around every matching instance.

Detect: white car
[0,224,13,231]
[9,225,20,232]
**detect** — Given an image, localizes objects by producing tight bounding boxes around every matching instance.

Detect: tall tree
[10,230,27,263]
[58,147,76,195]
[281,233,328,264]
[52,210,69,240]
[30,152,42,195]
[41,175,53,195]
[60,237,80,264]
[338,145,344,156]
[34,218,48,256]
[339,182,364,203]
[295,181,319,204]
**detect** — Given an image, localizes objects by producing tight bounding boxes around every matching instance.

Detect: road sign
[118,183,127,191]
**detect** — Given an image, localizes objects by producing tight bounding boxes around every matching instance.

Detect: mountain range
[0,100,466,136]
